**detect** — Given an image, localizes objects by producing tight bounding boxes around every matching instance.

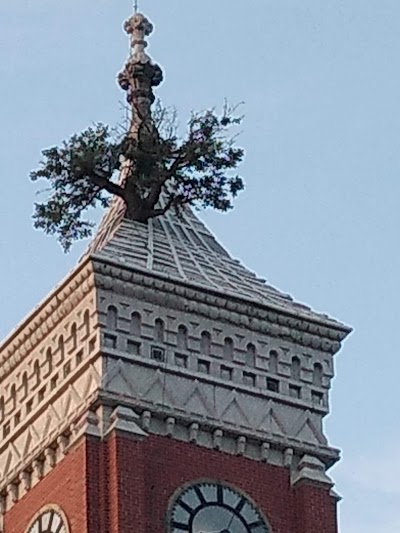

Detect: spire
[118,12,163,139]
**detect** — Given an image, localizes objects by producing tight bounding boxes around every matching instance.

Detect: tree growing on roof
[30,13,245,252]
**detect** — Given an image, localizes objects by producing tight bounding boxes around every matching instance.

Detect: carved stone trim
[92,260,350,354]
[105,406,148,439]
[0,409,99,513]
[291,454,334,487]
[97,393,339,468]
[0,260,95,380]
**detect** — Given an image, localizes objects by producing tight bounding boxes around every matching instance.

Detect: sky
[0,0,399,530]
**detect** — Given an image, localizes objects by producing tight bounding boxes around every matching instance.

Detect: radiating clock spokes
[169,482,270,533]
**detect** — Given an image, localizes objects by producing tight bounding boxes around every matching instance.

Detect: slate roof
[84,196,349,331]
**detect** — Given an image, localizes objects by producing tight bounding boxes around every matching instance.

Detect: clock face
[27,509,68,533]
[169,482,270,533]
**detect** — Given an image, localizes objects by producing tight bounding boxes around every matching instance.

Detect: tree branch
[89,173,126,199]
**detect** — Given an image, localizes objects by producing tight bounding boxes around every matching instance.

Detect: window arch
[269,350,279,374]
[33,360,41,388]
[130,312,141,337]
[313,363,323,387]
[223,337,234,361]
[83,309,90,337]
[58,335,65,362]
[0,396,4,422]
[200,331,211,357]
[106,305,118,330]
[246,343,256,367]
[70,323,77,350]
[46,347,53,374]
[22,372,29,398]
[10,384,16,411]
[177,325,188,351]
[291,356,301,380]
[154,319,165,343]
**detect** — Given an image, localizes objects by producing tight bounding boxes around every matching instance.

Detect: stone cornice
[95,393,340,468]
[92,258,351,354]
[0,259,95,381]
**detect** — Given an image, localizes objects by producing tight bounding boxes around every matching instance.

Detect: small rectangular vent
[151,346,165,362]
[127,340,141,356]
[221,366,233,381]
[76,350,83,366]
[266,378,279,393]
[63,362,71,378]
[197,359,210,374]
[104,334,117,349]
[243,372,256,387]
[312,391,324,406]
[289,385,301,399]
[175,353,188,368]
[3,423,10,438]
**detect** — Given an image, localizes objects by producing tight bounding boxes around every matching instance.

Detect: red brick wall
[107,433,337,533]
[294,482,338,533]
[4,433,337,533]
[4,439,88,533]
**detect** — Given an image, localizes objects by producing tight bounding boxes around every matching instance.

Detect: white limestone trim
[291,454,334,487]
[92,261,349,354]
[0,407,101,515]
[0,260,95,380]
[105,406,148,438]
[96,394,340,467]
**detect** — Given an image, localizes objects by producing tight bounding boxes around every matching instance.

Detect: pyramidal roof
[84,194,348,331]
[82,11,349,333]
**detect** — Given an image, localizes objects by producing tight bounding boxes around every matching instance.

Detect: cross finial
[134,0,138,13]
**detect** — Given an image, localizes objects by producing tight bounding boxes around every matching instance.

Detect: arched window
[46,347,53,374]
[200,331,211,357]
[71,323,77,350]
[58,336,65,362]
[130,312,141,337]
[269,350,279,374]
[154,319,165,343]
[83,310,90,337]
[313,363,323,387]
[10,384,16,411]
[246,343,256,367]
[0,396,5,422]
[106,306,118,330]
[177,325,188,351]
[291,356,301,380]
[223,337,234,361]
[22,372,29,398]
[33,360,41,388]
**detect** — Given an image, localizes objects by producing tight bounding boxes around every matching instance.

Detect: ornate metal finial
[134,0,138,13]
[118,12,163,138]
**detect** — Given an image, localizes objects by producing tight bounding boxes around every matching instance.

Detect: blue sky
[1,1,399,530]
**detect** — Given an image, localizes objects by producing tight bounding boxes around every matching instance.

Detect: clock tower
[0,9,351,533]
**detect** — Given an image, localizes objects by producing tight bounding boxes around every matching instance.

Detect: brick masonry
[4,433,338,533]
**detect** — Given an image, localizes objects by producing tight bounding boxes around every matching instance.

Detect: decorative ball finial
[124,13,154,63]
[118,12,163,138]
